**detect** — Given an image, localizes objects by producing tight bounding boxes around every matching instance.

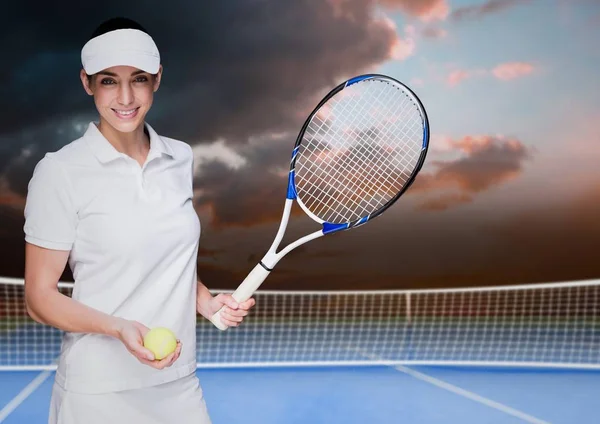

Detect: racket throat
[258,261,273,272]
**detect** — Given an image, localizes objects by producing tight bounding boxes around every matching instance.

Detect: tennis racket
[210,73,429,330]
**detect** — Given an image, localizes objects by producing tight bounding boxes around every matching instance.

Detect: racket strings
[295,79,424,224]
[300,113,414,221]
[300,88,413,219]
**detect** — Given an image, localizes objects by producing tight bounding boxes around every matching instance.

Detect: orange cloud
[446,69,486,87]
[492,62,535,80]
[447,70,472,87]
[382,19,416,60]
[377,0,450,22]
[447,62,535,86]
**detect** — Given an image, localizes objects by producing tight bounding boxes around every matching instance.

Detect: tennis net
[1,277,599,370]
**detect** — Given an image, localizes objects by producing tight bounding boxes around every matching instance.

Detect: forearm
[196,279,214,319]
[26,288,123,338]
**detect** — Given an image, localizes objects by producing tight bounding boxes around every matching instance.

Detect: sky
[0,0,599,290]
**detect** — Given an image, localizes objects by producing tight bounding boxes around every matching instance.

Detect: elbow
[24,291,44,324]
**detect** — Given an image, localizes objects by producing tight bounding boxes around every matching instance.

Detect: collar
[83,121,176,164]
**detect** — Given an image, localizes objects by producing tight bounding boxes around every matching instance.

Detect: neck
[97,118,149,160]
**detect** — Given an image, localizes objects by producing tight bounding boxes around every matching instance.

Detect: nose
[117,82,134,106]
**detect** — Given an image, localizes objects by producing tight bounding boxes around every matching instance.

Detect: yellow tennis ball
[143,327,177,360]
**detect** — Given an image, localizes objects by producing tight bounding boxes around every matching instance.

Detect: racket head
[288,74,429,233]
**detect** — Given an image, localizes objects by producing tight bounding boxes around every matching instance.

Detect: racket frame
[209,74,429,330]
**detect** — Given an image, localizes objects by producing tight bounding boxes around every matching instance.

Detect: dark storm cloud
[192,135,533,229]
[193,130,421,229]
[411,135,533,209]
[192,134,300,229]
[2,0,408,197]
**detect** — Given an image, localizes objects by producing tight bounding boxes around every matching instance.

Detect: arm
[24,242,180,368]
[24,242,122,337]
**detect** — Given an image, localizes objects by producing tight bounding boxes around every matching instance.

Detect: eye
[101,78,116,85]
[134,76,149,83]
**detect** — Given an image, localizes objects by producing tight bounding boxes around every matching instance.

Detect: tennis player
[23,17,255,424]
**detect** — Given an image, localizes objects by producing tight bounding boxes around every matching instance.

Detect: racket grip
[210,263,271,331]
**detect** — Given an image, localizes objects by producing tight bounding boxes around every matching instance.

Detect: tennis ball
[143,327,178,360]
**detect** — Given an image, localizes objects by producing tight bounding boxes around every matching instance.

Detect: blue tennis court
[1,277,599,423]
[1,367,598,423]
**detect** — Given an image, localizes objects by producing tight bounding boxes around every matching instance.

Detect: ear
[153,65,163,92]
[80,69,94,96]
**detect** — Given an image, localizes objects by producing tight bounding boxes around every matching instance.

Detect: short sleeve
[23,155,77,251]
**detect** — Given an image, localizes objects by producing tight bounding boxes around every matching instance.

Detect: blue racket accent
[423,123,429,149]
[355,215,369,226]
[291,146,300,161]
[346,74,375,87]
[322,222,350,234]
[287,170,297,200]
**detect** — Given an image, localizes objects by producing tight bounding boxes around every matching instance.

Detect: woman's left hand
[198,293,256,328]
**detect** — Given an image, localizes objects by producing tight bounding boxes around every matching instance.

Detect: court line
[352,349,550,424]
[0,370,53,423]
[394,364,550,424]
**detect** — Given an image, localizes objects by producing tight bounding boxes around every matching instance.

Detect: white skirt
[48,372,212,424]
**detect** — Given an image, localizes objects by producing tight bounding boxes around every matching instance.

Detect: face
[80,65,162,133]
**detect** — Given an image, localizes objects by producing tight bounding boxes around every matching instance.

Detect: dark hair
[89,17,149,40]
[85,17,154,82]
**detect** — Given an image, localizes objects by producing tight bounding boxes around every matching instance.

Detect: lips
[112,107,140,120]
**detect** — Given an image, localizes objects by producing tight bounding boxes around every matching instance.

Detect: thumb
[130,324,155,360]
[133,320,151,336]
[134,340,155,361]
[217,294,239,309]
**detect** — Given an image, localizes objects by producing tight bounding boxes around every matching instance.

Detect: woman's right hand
[114,319,182,370]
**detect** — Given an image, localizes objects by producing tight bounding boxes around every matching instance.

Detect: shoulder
[38,133,91,169]
[30,136,88,179]
[158,134,194,162]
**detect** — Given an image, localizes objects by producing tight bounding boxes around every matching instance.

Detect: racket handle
[210,263,271,331]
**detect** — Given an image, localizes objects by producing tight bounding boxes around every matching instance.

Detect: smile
[112,107,140,119]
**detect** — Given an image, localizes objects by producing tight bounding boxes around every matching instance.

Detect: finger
[220,315,243,327]
[131,344,155,361]
[137,357,160,368]
[221,309,248,322]
[138,345,156,361]
[217,294,239,310]
[173,342,182,359]
[239,298,256,310]
[155,341,182,369]
[169,344,182,365]
[134,321,152,336]
[156,351,178,369]
[222,307,248,318]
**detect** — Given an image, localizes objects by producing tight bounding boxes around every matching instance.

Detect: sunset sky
[0,0,599,290]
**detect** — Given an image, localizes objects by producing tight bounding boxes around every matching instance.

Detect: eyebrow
[96,70,148,77]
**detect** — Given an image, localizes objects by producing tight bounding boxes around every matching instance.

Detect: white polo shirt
[24,122,201,394]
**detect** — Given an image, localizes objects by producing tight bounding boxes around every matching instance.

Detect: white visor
[81,28,160,75]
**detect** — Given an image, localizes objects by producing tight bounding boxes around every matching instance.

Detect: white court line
[394,364,550,424]
[0,370,53,423]
[352,349,550,424]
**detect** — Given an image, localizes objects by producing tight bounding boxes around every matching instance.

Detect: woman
[23,17,254,424]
